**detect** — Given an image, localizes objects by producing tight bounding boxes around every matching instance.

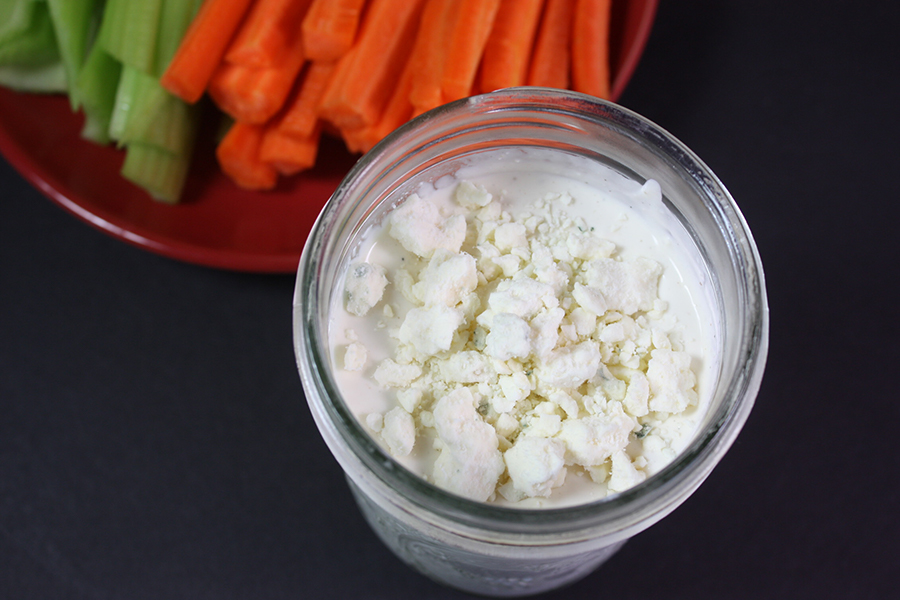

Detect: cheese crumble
[339,180,702,505]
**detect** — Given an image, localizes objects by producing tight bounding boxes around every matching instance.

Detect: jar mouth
[294,88,769,539]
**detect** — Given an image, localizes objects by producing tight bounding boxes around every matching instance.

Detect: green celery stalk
[109,0,205,144]
[97,0,163,74]
[119,91,199,202]
[0,60,66,92]
[0,0,206,204]
[75,40,121,144]
[137,92,197,156]
[0,0,64,93]
[0,0,36,46]
[112,75,195,155]
[0,1,60,68]
[108,65,154,144]
[121,138,194,204]
[115,0,205,203]
[45,0,103,109]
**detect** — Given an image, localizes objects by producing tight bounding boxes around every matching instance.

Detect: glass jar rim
[294,88,768,540]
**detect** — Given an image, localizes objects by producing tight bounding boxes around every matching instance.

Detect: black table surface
[3,2,898,598]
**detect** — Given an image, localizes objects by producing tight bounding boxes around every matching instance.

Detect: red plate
[0,0,657,273]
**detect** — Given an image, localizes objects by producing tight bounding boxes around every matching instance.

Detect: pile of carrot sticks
[161,0,612,190]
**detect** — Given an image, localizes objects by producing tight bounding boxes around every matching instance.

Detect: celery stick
[114,0,206,203]
[121,142,193,204]
[112,78,195,155]
[0,1,60,68]
[75,41,121,144]
[136,92,198,155]
[154,0,203,78]
[0,0,65,93]
[45,0,103,109]
[97,0,163,74]
[0,0,36,46]
[0,60,66,92]
[108,65,149,144]
[109,0,204,144]
[120,91,199,196]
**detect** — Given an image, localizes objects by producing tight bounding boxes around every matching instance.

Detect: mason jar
[293,88,768,597]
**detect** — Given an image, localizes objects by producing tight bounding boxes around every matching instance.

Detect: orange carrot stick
[571,0,611,99]
[208,59,304,124]
[260,123,323,176]
[479,0,545,93]
[342,56,415,154]
[408,0,459,116]
[208,27,307,125]
[302,0,368,62]
[441,0,501,103]
[216,121,279,190]
[225,0,314,69]
[160,0,255,103]
[318,0,425,130]
[313,44,357,121]
[274,61,336,139]
[527,0,575,88]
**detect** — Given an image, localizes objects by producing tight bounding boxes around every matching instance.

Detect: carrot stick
[318,0,425,130]
[216,120,279,190]
[225,0,314,69]
[369,57,416,140]
[527,0,575,88]
[313,44,357,120]
[273,61,336,139]
[302,0,368,62]
[208,32,307,124]
[479,0,545,93]
[342,55,415,154]
[260,123,323,176]
[160,0,255,103]
[441,0,501,103]
[571,0,611,99]
[408,0,459,116]
[208,60,303,124]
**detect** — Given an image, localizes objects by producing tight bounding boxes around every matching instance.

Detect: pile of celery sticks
[0,0,204,203]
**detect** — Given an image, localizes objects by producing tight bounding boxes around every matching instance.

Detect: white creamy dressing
[329,148,719,508]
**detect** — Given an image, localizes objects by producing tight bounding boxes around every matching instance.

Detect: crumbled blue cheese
[398,305,464,356]
[345,262,388,316]
[646,348,699,414]
[504,436,567,499]
[342,342,367,371]
[484,313,532,360]
[345,181,701,504]
[389,193,467,258]
[411,250,478,307]
[432,387,505,501]
[373,358,422,388]
[608,449,647,493]
[382,407,416,457]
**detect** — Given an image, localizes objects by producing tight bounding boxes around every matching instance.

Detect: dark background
[2,1,898,598]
